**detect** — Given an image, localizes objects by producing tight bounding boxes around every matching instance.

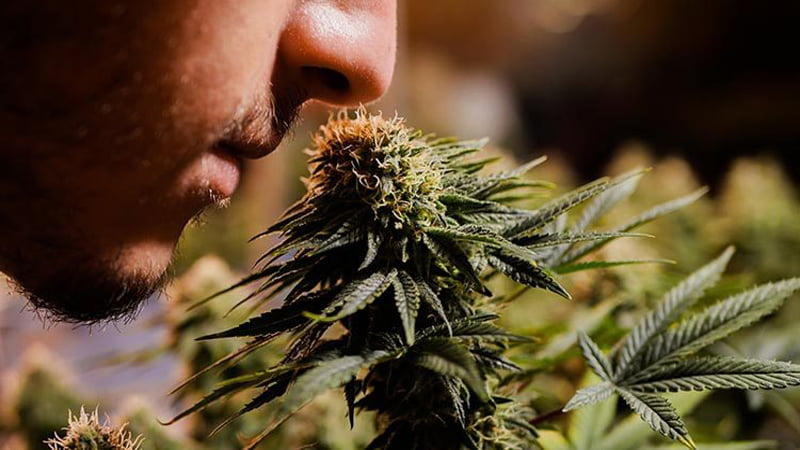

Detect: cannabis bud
[46,407,143,450]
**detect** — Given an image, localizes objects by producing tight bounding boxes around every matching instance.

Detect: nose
[278,0,397,106]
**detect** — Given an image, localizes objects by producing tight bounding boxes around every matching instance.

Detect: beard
[13,253,169,324]
[1,80,306,325]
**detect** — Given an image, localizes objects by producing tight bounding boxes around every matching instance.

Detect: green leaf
[393,271,421,345]
[571,168,645,232]
[560,188,708,264]
[578,332,613,382]
[209,374,293,436]
[569,373,618,450]
[617,389,695,449]
[628,357,800,393]
[306,269,398,322]
[596,392,709,450]
[422,233,490,296]
[614,248,734,379]
[411,337,489,402]
[519,231,651,249]
[564,382,616,412]
[416,277,452,335]
[244,351,395,450]
[359,228,384,270]
[447,321,532,345]
[439,193,520,214]
[554,259,675,275]
[424,224,508,246]
[164,368,287,425]
[488,249,571,299]
[501,178,610,238]
[417,313,497,340]
[197,289,333,340]
[310,215,365,255]
[631,278,800,375]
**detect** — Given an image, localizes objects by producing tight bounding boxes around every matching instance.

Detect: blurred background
[3,1,800,448]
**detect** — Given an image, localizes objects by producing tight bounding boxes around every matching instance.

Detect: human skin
[0,0,397,322]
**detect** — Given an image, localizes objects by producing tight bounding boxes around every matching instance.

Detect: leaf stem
[528,406,567,426]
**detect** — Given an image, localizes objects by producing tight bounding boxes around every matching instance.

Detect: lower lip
[201,147,242,200]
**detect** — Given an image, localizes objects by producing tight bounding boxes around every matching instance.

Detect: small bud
[45,407,143,450]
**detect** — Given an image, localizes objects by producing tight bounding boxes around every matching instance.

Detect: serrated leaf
[310,215,365,255]
[439,193,519,214]
[417,313,498,340]
[244,351,395,450]
[628,357,800,393]
[165,368,287,425]
[197,289,333,340]
[572,168,645,232]
[554,259,674,275]
[448,321,531,345]
[631,278,800,376]
[569,373,618,450]
[393,271,421,345]
[617,389,695,449]
[411,337,489,402]
[518,231,651,249]
[443,378,468,427]
[210,374,293,436]
[578,332,613,381]
[306,269,398,322]
[488,249,571,299]
[542,169,645,265]
[471,349,522,372]
[422,233,490,296]
[614,248,734,379]
[596,392,709,450]
[501,178,610,238]
[359,228,384,270]
[564,382,616,411]
[560,188,708,264]
[425,224,508,246]
[454,155,548,198]
[416,277,452,335]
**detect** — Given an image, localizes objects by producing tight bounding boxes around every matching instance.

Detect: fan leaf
[614,247,734,380]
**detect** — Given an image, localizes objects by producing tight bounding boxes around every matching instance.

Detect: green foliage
[169,109,705,449]
[565,248,800,448]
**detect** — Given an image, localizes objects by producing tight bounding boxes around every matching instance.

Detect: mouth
[198,88,306,203]
[201,145,243,201]
[200,135,283,203]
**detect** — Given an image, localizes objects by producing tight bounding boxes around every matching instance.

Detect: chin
[19,239,174,324]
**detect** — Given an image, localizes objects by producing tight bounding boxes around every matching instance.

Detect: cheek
[155,1,285,142]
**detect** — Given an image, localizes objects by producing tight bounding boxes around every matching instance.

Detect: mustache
[219,84,308,158]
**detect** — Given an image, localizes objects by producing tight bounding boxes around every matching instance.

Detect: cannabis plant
[565,247,800,448]
[168,109,710,449]
[46,407,143,450]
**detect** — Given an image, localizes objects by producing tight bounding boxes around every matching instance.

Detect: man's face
[0,0,396,322]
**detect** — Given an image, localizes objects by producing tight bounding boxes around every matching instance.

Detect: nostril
[303,66,350,95]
